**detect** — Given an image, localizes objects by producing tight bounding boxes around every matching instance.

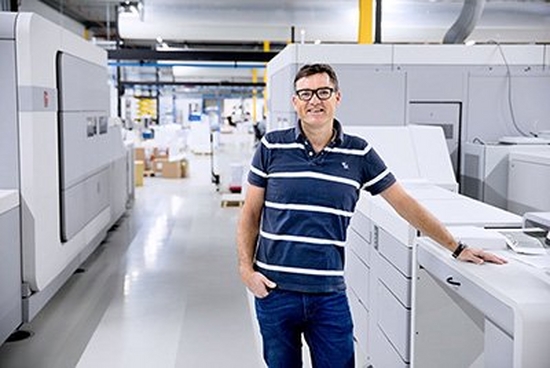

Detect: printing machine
[0,12,133,344]
[415,225,550,368]
[508,151,550,214]
[461,140,550,213]
[344,126,524,367]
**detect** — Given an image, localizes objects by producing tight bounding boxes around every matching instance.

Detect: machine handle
[446,276,461,287]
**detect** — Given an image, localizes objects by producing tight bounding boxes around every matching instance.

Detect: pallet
[143,170,156,177]
[221,193,244,208]
[221,200,244,208]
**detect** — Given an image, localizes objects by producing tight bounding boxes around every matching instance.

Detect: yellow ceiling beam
[358,0,374,44]
[263,41,269,118]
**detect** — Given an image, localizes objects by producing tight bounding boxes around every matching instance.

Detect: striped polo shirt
[248,119,396,293]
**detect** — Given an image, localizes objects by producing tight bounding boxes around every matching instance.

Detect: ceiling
[18,0,550,97]
[30,0,550,48]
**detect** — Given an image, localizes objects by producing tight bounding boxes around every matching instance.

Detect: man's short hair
[293,63,339,91]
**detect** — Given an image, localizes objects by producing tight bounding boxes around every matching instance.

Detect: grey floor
[0,152,265,368]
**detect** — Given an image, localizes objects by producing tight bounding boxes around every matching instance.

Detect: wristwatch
[452,241,468,259]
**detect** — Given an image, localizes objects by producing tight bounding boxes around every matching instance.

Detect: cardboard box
[153,158,168,174]
[134,160,144,187]
[162,160,182,178]
[134,147,146,161]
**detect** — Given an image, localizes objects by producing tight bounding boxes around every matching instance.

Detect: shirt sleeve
[362,147,396,195]
[248,137,269,188]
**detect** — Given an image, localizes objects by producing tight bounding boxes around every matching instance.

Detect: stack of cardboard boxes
[134,147,188,185]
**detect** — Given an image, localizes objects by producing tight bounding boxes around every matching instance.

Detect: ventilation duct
[443,0,486,44]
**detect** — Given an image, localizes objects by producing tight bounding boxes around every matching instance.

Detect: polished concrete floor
[0,152,265,368]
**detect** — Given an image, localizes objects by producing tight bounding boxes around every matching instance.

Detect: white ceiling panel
[27,0,550,44]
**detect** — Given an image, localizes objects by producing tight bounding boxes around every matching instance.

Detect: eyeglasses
[295,87,335,101]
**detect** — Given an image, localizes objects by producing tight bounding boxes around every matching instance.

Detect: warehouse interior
[1,1,550,367]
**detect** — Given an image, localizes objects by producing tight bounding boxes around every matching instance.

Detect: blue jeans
[255,289,354,368]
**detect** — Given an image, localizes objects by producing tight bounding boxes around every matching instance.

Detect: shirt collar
[294,119,344,145]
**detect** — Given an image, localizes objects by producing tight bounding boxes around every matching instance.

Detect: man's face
[292,72,341,129]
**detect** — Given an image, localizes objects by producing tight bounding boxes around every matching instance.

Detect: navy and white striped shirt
[248,119,396,293]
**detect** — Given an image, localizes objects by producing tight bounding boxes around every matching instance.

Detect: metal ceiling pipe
[375,0,382,44]
[443,0,486,44]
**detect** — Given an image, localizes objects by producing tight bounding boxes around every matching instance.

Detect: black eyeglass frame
[295,87,336,101]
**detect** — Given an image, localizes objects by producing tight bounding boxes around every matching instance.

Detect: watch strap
[452,241,467,259]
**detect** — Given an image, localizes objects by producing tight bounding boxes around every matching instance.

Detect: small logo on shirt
[341,162,349,170]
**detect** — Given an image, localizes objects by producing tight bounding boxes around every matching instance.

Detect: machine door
[0,39,19,189]
[57,52,110,242]
[0,26,23,345]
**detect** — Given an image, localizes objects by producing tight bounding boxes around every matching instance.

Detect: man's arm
[237,184,277,297]
[380,182,507,265]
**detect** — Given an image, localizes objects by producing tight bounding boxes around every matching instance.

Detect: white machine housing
[0,12,134,327]
[343,126,522,367]
[523,212,550,231]
[461,141,550,213]
[344,125,457,192]
[0,13,23,345]
[347,184,521,368]
[416,233,550,368]
[0,191,20,345]
[508,151,550,214]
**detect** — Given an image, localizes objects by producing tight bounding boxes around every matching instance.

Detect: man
[237,63,506,367]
